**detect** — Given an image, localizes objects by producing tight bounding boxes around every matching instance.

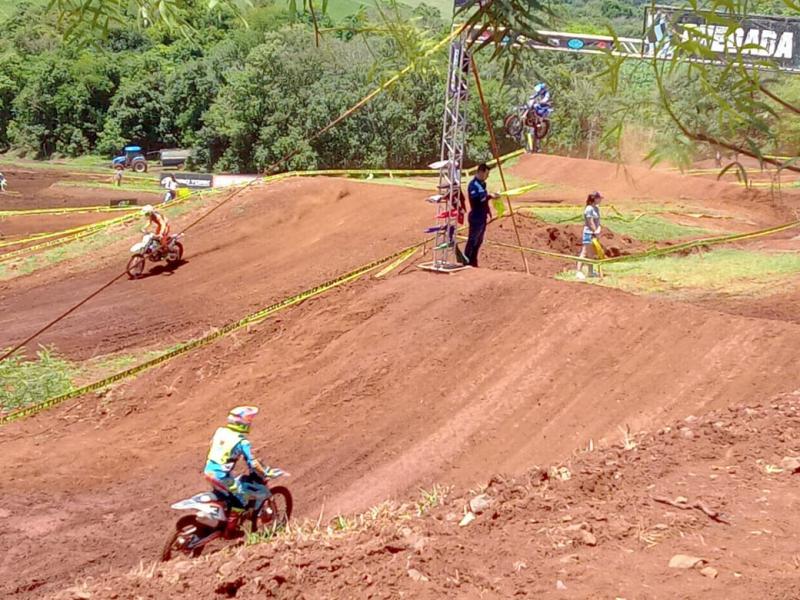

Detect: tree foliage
[2,0,796,174]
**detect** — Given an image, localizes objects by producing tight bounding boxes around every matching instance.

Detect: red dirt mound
[66,394,800,600]
[480,214,643,276]
[509,154,797,225]
[3,270,800,597]
[0,178,432,359]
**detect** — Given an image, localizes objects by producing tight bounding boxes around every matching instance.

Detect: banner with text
[644,5,800,73]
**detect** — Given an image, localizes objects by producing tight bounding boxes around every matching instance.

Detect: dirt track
[2,155,800,598]
[0,168,160,210]
[0,178,434,359]
[4,269,800,597]
[68,395,800,600]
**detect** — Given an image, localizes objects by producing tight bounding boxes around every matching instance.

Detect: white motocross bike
[161,470,292,560]
[126,232,184,279]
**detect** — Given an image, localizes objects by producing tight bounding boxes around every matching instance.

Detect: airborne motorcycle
[161,470,292,560]
[503,102,553,143]
[126,232,184,279]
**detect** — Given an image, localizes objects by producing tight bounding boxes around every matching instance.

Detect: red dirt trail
[0,178,434,360]
[3,269,800,598]
[2,157,800,598]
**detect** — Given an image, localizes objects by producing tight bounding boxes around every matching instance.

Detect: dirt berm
[62,393,800,599]
[3,269,800,597]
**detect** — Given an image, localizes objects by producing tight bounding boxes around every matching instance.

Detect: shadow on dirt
[138,259,188,279]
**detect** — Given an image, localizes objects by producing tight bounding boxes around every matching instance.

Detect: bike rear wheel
[126,254,146,279]
[161,516,207,561]
[504,114,523,138]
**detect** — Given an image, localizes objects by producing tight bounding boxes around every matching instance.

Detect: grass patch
[78,344,184,384]
[0,341,191,415]
[0,347,75,414]
[0,154,157,181]
[246,484,452,548]
[558,248,800,298]
[523,205,715,242]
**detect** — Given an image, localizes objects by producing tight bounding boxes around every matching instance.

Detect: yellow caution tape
[0,215,131,249]
[0,241,425,425]
[499,182,540,197]
[0,213,138,264]
[472,218,800,266]
[0,193,196,265]
[0,205,139,217]
[374,247,418,278]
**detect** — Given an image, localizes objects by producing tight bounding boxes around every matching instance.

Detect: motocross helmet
[141,204,155,216]
[227,406,259,433]
[533,82,547,95]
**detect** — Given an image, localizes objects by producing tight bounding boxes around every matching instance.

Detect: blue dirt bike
[504,103,553,151]
[161,470,292,560]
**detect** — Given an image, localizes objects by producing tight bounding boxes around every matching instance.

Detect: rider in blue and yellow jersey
[204,406,284,538]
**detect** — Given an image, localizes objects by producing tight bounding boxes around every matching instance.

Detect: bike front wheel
[256,486,293,534]
[126,254,146,279]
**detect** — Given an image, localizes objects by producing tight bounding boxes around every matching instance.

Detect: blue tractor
[112,145,148,173]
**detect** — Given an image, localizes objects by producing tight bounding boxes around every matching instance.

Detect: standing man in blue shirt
[464,163,499,267]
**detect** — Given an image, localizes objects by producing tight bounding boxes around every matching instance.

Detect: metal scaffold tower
[418,33,471,273]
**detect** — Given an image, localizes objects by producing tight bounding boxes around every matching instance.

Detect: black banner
[158,172,213,189]
[644,5,800,72]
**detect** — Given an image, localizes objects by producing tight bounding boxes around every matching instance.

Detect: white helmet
[141,204,154,216]
[227,406,259,433]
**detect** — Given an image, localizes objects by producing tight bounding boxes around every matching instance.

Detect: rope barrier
[0,272,127,362]
[0,240,426,425]
[468,218,800,266]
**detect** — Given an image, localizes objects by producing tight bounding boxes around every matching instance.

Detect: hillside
[56,394,800,599]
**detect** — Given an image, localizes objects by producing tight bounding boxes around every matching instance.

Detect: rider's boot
[223,507,245,539]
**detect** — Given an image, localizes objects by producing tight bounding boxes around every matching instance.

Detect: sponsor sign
[109,199,138,208]
[158,172,213,189]
[644,5,800,72]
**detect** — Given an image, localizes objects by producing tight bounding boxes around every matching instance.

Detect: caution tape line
[258,151,525,181]
[471,218,800,266]
[0,194,197,264]
[374,247,419,278]
[0,241,424,425]
[0,213,138,264]
[0,215,133,249]
[0,205,139,217]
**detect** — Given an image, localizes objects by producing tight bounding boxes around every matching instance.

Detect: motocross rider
[204,406,286,539]
[527,82,552,115]
[141,205,169,253]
